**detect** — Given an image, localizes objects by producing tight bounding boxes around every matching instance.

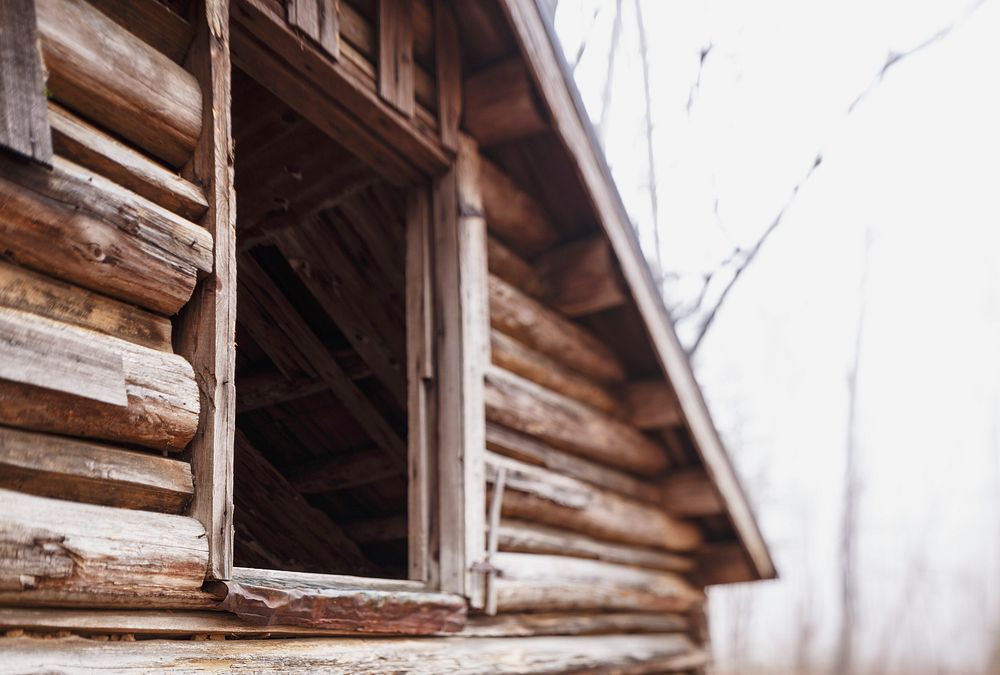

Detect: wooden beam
[288,0,339,58]
[490,274,625,384]
[211,568,465,634]
[623,379,684,430]
[486,422,662,505]
[485,367,668,474]
[434,0,461,150]
[492,552,704,614]
[487,451,703,553]
[287,448,400,494]
[0,0,52,166]
[0,426,193,514]
[490,330,621,416]
[0,488,211,607]
[497,0,775,580]
[86,0,194,63]
[497,520,694,574]
[49,102,208,220]
[662,469,724,517]
[536,235,627,317]
[698,542,756,585]
[434,136,488,606]
[4,633,706,673]
[342,515,407,544]
[173,0,237,582]
[487,235,545,299]
[36,0,202,167]
[377,0,415,116]
[236,371,328,414]
[0,308,199,452]
[462,611,690,638]
[0,155,212,315]
[464,58,548,146]
[480,157,559,257]
[237,254,405,466]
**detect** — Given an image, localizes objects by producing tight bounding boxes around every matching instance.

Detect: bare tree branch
[596,0,623,146]
[686,43,713,115]
[635,0,664,279]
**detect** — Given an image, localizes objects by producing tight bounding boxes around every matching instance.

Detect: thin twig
[596,0,623,146]
[686,44,713,115]
[635,0,664,279]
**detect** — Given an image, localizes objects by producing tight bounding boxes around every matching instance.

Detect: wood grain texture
[377,0,414,116]
[462,611,690,637]
[0,426,193,513]
[536,235,627,317]
[623,379,683,430]
[0,308,199,452]
[49,103,208,220]
[3,633,706,673]
[0,260,172,353]
[485,367,668,474]
[662,468,724,517]
[86,0,194,63]
[480,157,559,257]
[487,451,703,553]
[0,0,53,165]
[0,488,210,607]
[464,58,548,146]
[487,235,545,299]
[489,274,625,384]
[288,0,339,57]
[434,0,461,150]
[0,155,211,315]
[36,0,203,167]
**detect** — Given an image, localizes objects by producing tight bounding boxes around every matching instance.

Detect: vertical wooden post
[406,186,437,585]
[377,0,414,117]
[434,135,488,607]
[175,0,237,581]
[0,0,53,166]
[434,0,460,151]
[287,0,339,58]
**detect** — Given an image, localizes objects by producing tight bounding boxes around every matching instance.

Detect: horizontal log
[623,379,683,430]
[0,489,210,607]
[211,568,465,635]
[487,452,703,553]
[492,552,704,614]
[0,260,172,352]
[87,0,195,63]
[497,520,694,574]
[289,449,400,494]
[662,469,724,517]
[0,156,212,316]
[486,422,661,504]
[489,274,625,383]
[464,58,548,146]
[480,158,559,257]
[536,235,627,317]
[0,309,199,452]
[0,426,193,513]
[487,235,545,298]
[485,367,668,474]
[36,0,203,167]
[4,633,705,673]
[462,611,690,637]
[49,103,208,220]
[491,330,621,416]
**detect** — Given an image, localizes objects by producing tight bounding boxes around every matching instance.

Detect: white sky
[554,1,1000,672]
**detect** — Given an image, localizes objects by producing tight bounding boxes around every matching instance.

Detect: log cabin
[0,0,775,671]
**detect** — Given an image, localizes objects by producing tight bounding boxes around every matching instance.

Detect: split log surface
[87,0,195,63]
[462,611,690,637]
[0,156,212,315]
[480,158,559,256]
[0,488,210,607]
[36,0,203,167]
[0,426,194,513]
[489,274,625,383]
[485,367,668,474]
[487,452,703,552]
[0,309,199,452]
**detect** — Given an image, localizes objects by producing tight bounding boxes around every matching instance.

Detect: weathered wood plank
[288,0,339,57]
[36,0,203,167]
[0,155,212,316]
[434,136,489,606]
[698,542,756,585]
[480,157,559,257]
[49,103,208,220]
[486,422,662,505]
[464,58,548,146]
[0,260,172,353]
[0,309,199,452]
[0,426,193,513]
[487,451,703,553]
[491,329,621,416]
[377,0,414,116]
[3,633,705,673]
[487,235,545,299]
[462,611,690,638]
[489,274,625,384]
[662,469,724,517]
[497,520,695,574]
[485,367,668,474]
[537,235,627,317]
[173,0,237,582]
[0,0,52,165]
[434,0,460,150]
[287,448,400,494]
[87,0,194,63]
[492,551,704,614]
[0,488,210,607]
[623,379,683,430]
